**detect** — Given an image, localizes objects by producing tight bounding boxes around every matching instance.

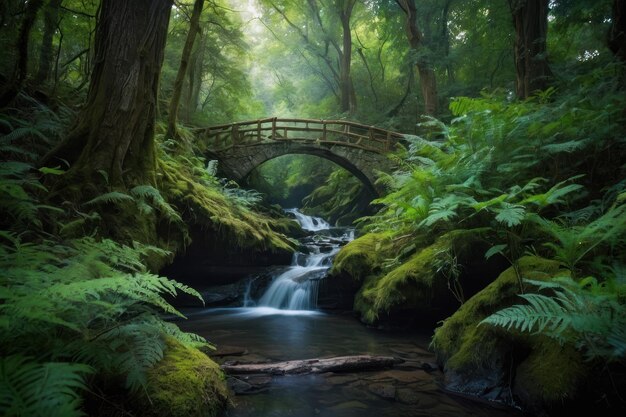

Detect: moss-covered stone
[352,229,487,324]
[159,153,297,255]
[431,256,588,410]
[143,338,228,417]
[330,232,394,280]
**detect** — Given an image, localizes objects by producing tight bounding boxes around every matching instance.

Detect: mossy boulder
[143,338,228,417]
[351,229,488,325]
[330,232,395,280]
[431,256,589,412]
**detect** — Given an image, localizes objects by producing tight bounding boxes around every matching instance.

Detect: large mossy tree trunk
[508,0,552,99]
[166,0,204,139]
[398,0,438,116]
[53,0,173,191]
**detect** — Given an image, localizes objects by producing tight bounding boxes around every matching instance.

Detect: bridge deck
[195,117,405,153]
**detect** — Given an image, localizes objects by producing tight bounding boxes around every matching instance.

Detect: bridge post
[271,117,277,140]
[322,120,327,141]
[257,120,262,142]
[385,131,391,151]
[232,124,239,146]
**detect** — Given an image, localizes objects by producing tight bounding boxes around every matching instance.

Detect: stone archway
[208,141,396,197]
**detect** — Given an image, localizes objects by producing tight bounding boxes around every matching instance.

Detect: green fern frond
[494,203,526,227]
[83,191,134,206]
[0,356,92,417]
[481,278,626,361]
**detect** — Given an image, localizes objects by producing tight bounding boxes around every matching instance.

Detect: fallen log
[221,355,404,375]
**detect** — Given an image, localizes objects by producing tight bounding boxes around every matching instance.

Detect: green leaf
[38,166,66,175]
[485,244,507,260]
[494,203,526,227]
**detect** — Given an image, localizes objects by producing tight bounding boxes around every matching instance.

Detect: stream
[177,209,521,417]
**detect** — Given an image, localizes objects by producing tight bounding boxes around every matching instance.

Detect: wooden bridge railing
[194,117,405,153]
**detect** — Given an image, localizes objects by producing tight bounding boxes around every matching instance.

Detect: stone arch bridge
[194,117,406,196]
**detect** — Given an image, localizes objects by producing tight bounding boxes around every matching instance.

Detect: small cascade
[284,208,331,231]
[256,209,353,310]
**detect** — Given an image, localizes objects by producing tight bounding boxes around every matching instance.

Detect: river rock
[367,383,396,400]
[396,388,420,404]
[210,345,248,357]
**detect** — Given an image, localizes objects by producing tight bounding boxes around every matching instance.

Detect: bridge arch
[196,118,404,196]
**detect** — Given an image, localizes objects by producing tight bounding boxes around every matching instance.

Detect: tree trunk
[338,0,356,114]
[35,0,62,85]
[509,0,552,99]
[0,0,44,108]
[609,0,626,63]
[51,0,173,189]
[166,0,204,139]
[398,0,438,116]
[184,31,205,123]
[222,355,404,375]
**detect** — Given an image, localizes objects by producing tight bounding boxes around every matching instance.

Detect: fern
[130,185,183,224]
[494,203,526,227]
[0,356,92,417]
[481,278,626,360]
[82,191,134,206]
[530,204,626,272]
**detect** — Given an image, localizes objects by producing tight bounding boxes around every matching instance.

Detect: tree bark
[0,0,44,108]
[222,355,404,375]
[166,0,204,139]
[338,0,356,114]
[47,0,173,189]
[398,0,438,116]
[609,0,626,63]
[184,30,206,122]
[35,0,62,85]
[509,0,552,99]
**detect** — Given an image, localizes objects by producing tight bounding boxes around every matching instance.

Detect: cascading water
[255,209,353,310]
[284,208,331,231]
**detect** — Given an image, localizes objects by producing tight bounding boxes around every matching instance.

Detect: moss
[143,338,228,417]
[431,255,587,408]
[514,337,588,403]
[432,256,566,368]
[330,232,394,280]
[352,229,486,324]
[159,154,296,254]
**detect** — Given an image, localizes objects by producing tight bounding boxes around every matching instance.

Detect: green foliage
[0,356,92,417]
[529,203,626,274]
[481,277,626,361]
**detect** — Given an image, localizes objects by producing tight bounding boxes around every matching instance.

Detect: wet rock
[227,377,253,394]
[209,345,249,357]
[325,374,359,385]
[366,370,424,384]
[396,388,420,404]
[227,375,272,395]
[367,383,396,400]
[328,400,368,410]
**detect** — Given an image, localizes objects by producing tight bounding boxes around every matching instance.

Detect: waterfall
[284,208,331,231]
[256,209,352,310]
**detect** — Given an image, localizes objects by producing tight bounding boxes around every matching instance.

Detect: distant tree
[264,0,357,114]
[397,0,438,115]
[0,0,44,107]
[35,0,63,85]
[167,0,204,139]
[508,0,552,99]
[608,0,626,62]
